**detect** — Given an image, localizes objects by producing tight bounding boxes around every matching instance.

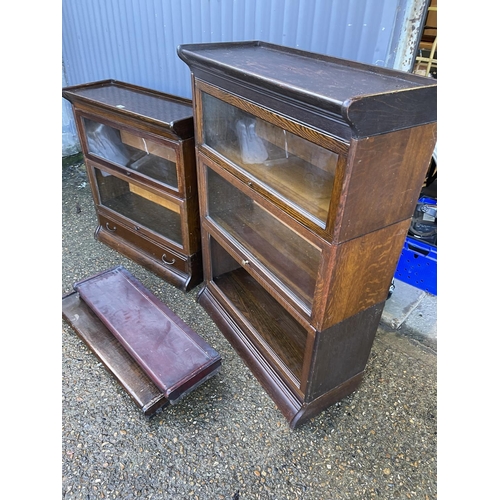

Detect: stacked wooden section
[178,41,437,428]
[62,80,202,291]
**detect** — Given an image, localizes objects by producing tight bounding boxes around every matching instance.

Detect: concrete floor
[61,160,437,499]
[381,280,437,353]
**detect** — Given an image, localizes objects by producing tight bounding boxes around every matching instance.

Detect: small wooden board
[63,266,221,414]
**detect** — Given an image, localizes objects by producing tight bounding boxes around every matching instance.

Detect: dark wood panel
[306,302,384,402]
[181,137,198,199]
[345,87,437,138]
[290,373,364,429]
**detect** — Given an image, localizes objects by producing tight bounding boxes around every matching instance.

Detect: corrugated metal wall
[62,0,428,155]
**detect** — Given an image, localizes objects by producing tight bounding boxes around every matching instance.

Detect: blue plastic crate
[395,236,437,295]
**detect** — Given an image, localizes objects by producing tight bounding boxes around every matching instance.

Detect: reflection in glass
[83,118,178,189]
[201,92,338,228]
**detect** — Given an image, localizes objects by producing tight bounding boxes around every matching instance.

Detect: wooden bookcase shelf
[62,80,202,291]
[178,41,437,428]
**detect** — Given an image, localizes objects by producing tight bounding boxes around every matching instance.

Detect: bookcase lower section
[95,219,202,292]
[197,284,384,429]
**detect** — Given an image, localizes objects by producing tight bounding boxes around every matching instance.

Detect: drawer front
[98,213,188,275]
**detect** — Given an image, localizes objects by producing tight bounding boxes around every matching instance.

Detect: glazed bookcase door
[204,160,322,315]
[91,164,184,248]
[197,85,346,235]
[80,115,180,193]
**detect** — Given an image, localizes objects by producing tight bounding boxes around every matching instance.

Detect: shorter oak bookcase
[63,80,202,291]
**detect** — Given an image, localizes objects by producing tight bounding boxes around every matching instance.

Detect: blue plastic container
[395,236,437,296]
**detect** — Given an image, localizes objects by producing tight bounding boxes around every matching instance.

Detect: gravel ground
[62,159,437,499]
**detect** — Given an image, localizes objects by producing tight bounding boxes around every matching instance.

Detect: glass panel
[94,167,182,244]
[210,237,307,382]
[201,92,338,228]
[207,167,321,311]
[83,117,178,189]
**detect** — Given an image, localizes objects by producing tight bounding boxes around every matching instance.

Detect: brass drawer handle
[105,222,116,232]
[162,254,176,265]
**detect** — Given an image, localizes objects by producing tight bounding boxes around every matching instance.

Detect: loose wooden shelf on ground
[62,266,222,416]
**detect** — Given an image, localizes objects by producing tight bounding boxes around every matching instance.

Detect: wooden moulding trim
[63,78,193,107]
[63,79,194,139]
[168,362,223,404]
[289,372,364,429]
[342,86,437,138]
[197,285,304,425]
[180,137,198,201]
[72,102,187,142]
